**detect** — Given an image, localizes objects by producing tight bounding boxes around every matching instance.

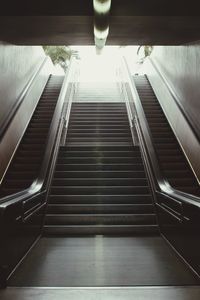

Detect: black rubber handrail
[0,57,77,211]
[0,57,48,140]
[121,57,200,209]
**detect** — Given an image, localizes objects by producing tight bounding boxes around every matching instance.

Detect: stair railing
[116,64,139,146]
[119,56,200,224]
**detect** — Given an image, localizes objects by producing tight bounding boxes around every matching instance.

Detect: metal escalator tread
[134,75,200,196]
[0,75,64,198]
[44,102,159,235]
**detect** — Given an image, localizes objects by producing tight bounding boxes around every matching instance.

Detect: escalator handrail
[0,57,77,208]
[121,57,200,208]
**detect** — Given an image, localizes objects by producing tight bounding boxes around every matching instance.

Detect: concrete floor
[8,236,199,287]
[1,286,200,300]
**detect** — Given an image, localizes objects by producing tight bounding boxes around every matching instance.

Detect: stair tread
[44,224,158,228]
[48,203,153,207]
[46,213,156,217]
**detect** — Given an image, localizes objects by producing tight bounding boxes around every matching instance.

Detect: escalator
[0,75,64,197]
[133,75,200,196]
[0,75,200,293]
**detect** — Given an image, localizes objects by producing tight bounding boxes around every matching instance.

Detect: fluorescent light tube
[93,0,111,14]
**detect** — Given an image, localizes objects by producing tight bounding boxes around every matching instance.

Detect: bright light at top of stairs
[93,0,111,14]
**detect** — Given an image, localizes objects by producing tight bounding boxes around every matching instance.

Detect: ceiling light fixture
[93,0,111,14]
[93,0,112,54]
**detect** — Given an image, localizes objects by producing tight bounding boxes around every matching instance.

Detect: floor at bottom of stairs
[1,286,200,300]
[8,236,199,287]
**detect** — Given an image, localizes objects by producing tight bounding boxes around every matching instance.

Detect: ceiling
[1,1,200,45]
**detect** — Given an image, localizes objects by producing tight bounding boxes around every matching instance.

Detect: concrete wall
[0,44,45,128]
[150,45,200,135]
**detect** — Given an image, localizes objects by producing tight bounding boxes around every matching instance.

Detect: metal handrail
[0,57,78,211]
[119,56,200,209]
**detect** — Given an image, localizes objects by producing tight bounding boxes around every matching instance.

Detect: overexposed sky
[74,46,119,81]
[71,46,141,82]
[53,46,143,79]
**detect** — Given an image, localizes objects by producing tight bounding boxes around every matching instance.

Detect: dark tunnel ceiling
[0,1,200,45]
[2,0,200,15]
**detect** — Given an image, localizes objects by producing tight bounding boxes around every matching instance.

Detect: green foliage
[43,46,79,72]
[137,45,153,59]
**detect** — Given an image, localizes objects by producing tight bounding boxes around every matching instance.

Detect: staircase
[44,102,158,235]
[74,82,122,102]
[134,75,200,196]
[0,75,64,197]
